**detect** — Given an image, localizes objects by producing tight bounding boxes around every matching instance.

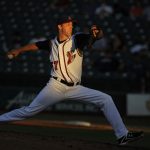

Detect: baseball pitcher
[0,16,143,145]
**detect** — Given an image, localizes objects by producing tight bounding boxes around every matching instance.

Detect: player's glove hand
[91,25,104,40]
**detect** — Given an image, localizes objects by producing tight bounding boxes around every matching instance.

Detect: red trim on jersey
[62,41,74,83]
[58,46,67,81]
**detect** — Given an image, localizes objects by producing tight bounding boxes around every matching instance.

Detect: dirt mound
[0,131,146,150]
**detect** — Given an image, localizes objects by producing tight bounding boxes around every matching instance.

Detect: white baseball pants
[0,78,128,138]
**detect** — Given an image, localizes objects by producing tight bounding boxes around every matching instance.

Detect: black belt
[51,76,80,86]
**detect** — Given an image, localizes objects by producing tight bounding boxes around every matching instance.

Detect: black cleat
[118,131,144,145]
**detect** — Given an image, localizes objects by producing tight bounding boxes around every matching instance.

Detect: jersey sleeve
[74,33,91,50]
[35,40,51,52]
[74,32,99,50]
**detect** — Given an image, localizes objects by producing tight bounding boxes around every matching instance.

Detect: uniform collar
[55,36,72,44]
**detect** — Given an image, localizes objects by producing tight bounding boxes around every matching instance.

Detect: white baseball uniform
[0,32,128,139]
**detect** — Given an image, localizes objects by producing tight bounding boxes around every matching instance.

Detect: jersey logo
[67,51,76,65]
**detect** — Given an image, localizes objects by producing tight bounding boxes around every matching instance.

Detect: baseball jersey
[35,32,96,83]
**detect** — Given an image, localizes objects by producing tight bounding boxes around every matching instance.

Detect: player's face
[59,21,73,38]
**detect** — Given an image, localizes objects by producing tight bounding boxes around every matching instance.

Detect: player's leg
[66,85,128,139]
[0,78,65,122]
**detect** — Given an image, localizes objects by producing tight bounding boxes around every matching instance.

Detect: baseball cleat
[117,131,144,145]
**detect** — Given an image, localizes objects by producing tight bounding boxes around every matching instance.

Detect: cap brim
[57,19,77,25]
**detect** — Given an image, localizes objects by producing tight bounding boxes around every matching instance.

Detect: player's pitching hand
[7,50,20,59]
[91,25,103,39]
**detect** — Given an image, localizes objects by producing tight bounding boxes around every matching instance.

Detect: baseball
[7,54,14,59]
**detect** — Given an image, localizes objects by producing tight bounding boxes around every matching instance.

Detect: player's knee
[107,94,113,101]
[94,93,113,106]
[102,94,113,105]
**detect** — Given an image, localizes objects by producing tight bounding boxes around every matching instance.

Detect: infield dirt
[0,119,149,150]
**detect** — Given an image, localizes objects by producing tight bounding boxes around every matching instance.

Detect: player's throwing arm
[6,43,39,60]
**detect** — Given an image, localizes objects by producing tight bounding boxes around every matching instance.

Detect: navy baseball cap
[56,16,77,25]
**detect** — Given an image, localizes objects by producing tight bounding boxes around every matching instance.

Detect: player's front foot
[117,131,144,145]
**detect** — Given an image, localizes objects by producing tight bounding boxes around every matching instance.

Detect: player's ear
[57,24,62,30]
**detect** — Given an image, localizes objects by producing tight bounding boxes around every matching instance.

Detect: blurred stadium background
[0,0,150,149]
[0,0,150,116]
